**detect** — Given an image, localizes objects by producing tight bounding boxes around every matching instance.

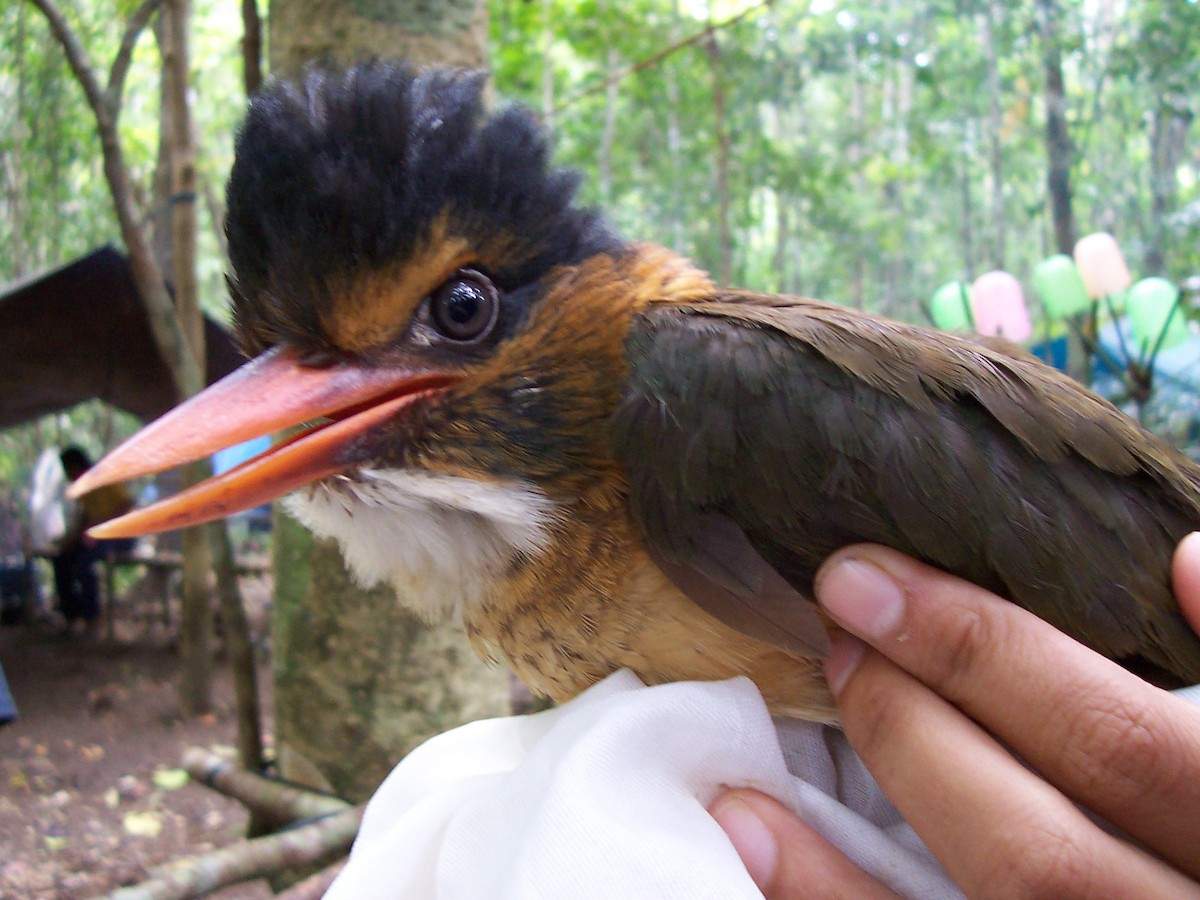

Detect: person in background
[0,493,24,724]
[0,492,35,625]
[53,447,135,637]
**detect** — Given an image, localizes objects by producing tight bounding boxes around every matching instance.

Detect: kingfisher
[75,64,1200,720]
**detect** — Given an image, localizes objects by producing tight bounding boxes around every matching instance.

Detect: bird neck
[460,487,835,720]
[621,242,717,310]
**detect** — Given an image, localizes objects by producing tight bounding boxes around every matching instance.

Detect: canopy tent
[0,246,244,431]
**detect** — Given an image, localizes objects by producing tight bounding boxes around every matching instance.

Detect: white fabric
[328,670,958,899]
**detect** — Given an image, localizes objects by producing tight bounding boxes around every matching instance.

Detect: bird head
[72,65,713,616]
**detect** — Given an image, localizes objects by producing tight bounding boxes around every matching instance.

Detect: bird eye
[430,269,499,342]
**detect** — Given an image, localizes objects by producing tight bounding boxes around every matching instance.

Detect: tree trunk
[30,0,205,401]
[960,121,976,282]
[598,45,619,207]
[664,0,685,254]
[881,15,912,319]
[160,0,216,717]
[982,0,1007,268]
[241,0,263,96]
[1036,0,1077,255]
[210,520,265,776]
[31,0,222,721]
[1145,103,1192,275]
[704,31,732,286]
[848,41,866,309]
[267,0,510,803]
[541,0,554,133]
[8,3,28,279]
[773,198,789,295]
[1035,0,1090,382]
[270,0,487,75]
[152,0,258,733]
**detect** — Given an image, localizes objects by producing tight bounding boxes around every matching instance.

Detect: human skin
[711,533,1200,898]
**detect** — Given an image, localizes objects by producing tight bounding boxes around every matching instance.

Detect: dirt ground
[0,606,277,898]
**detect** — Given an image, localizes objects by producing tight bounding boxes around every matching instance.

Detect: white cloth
[328,670,958,899]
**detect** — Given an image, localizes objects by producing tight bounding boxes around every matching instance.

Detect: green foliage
[0,0,245,306]
[0,2,113,273]
[0,0,245,483]
[7,0,1196,320]
[491,0,1199,313]
[2,0,1199,471]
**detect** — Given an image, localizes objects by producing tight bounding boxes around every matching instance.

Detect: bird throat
[284,467,558,621]
[286,463,836,720]
[459,489,837,721]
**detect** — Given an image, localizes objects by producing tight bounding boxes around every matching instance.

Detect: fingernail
[824,630,866,696]
[710,796,778,889]
[816,557,905,641]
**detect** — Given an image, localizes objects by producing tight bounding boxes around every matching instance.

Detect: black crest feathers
[225,64,619,354]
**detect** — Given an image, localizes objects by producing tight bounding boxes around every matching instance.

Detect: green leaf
[123,811,163,837]
[152,768,190,791]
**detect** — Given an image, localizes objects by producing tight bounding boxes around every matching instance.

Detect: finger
[815,546,1200,878]
[830,638,1199,897]
[710,789,899,900]
[1172,532,1200,638]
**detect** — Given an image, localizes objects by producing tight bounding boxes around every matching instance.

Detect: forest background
[1,0,1198,472]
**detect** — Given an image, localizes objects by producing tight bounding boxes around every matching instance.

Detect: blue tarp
[1031,319,1200,459]
[1092,319,1200,460]
[213,436,272,474]
[0,658,16,725]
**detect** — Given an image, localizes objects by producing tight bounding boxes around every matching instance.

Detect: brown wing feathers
[615,290,1200,685]
[704,294,1182,481]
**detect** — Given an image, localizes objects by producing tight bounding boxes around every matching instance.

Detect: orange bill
[75,347,457,538]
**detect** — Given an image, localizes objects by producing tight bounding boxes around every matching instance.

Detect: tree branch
[183,748,348,826]
[108,0,166,111]
[106,805,363,900]
[27,0,112,129]
[27,0,205,400]
[275,859,348,900]
[552,0,777,115]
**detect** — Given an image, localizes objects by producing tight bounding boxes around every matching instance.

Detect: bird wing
[612,291,1200,684]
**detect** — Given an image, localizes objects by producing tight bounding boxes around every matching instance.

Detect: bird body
[75,65,1200,721]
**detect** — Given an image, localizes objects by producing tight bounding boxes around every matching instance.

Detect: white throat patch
[283,469,557,620]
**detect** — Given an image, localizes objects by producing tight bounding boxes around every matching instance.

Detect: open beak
[72,347,457,538]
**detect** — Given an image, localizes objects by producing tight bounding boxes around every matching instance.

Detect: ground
[0,601,277,898]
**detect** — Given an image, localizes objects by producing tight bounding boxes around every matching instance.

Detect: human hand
[711,534,1200,898]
